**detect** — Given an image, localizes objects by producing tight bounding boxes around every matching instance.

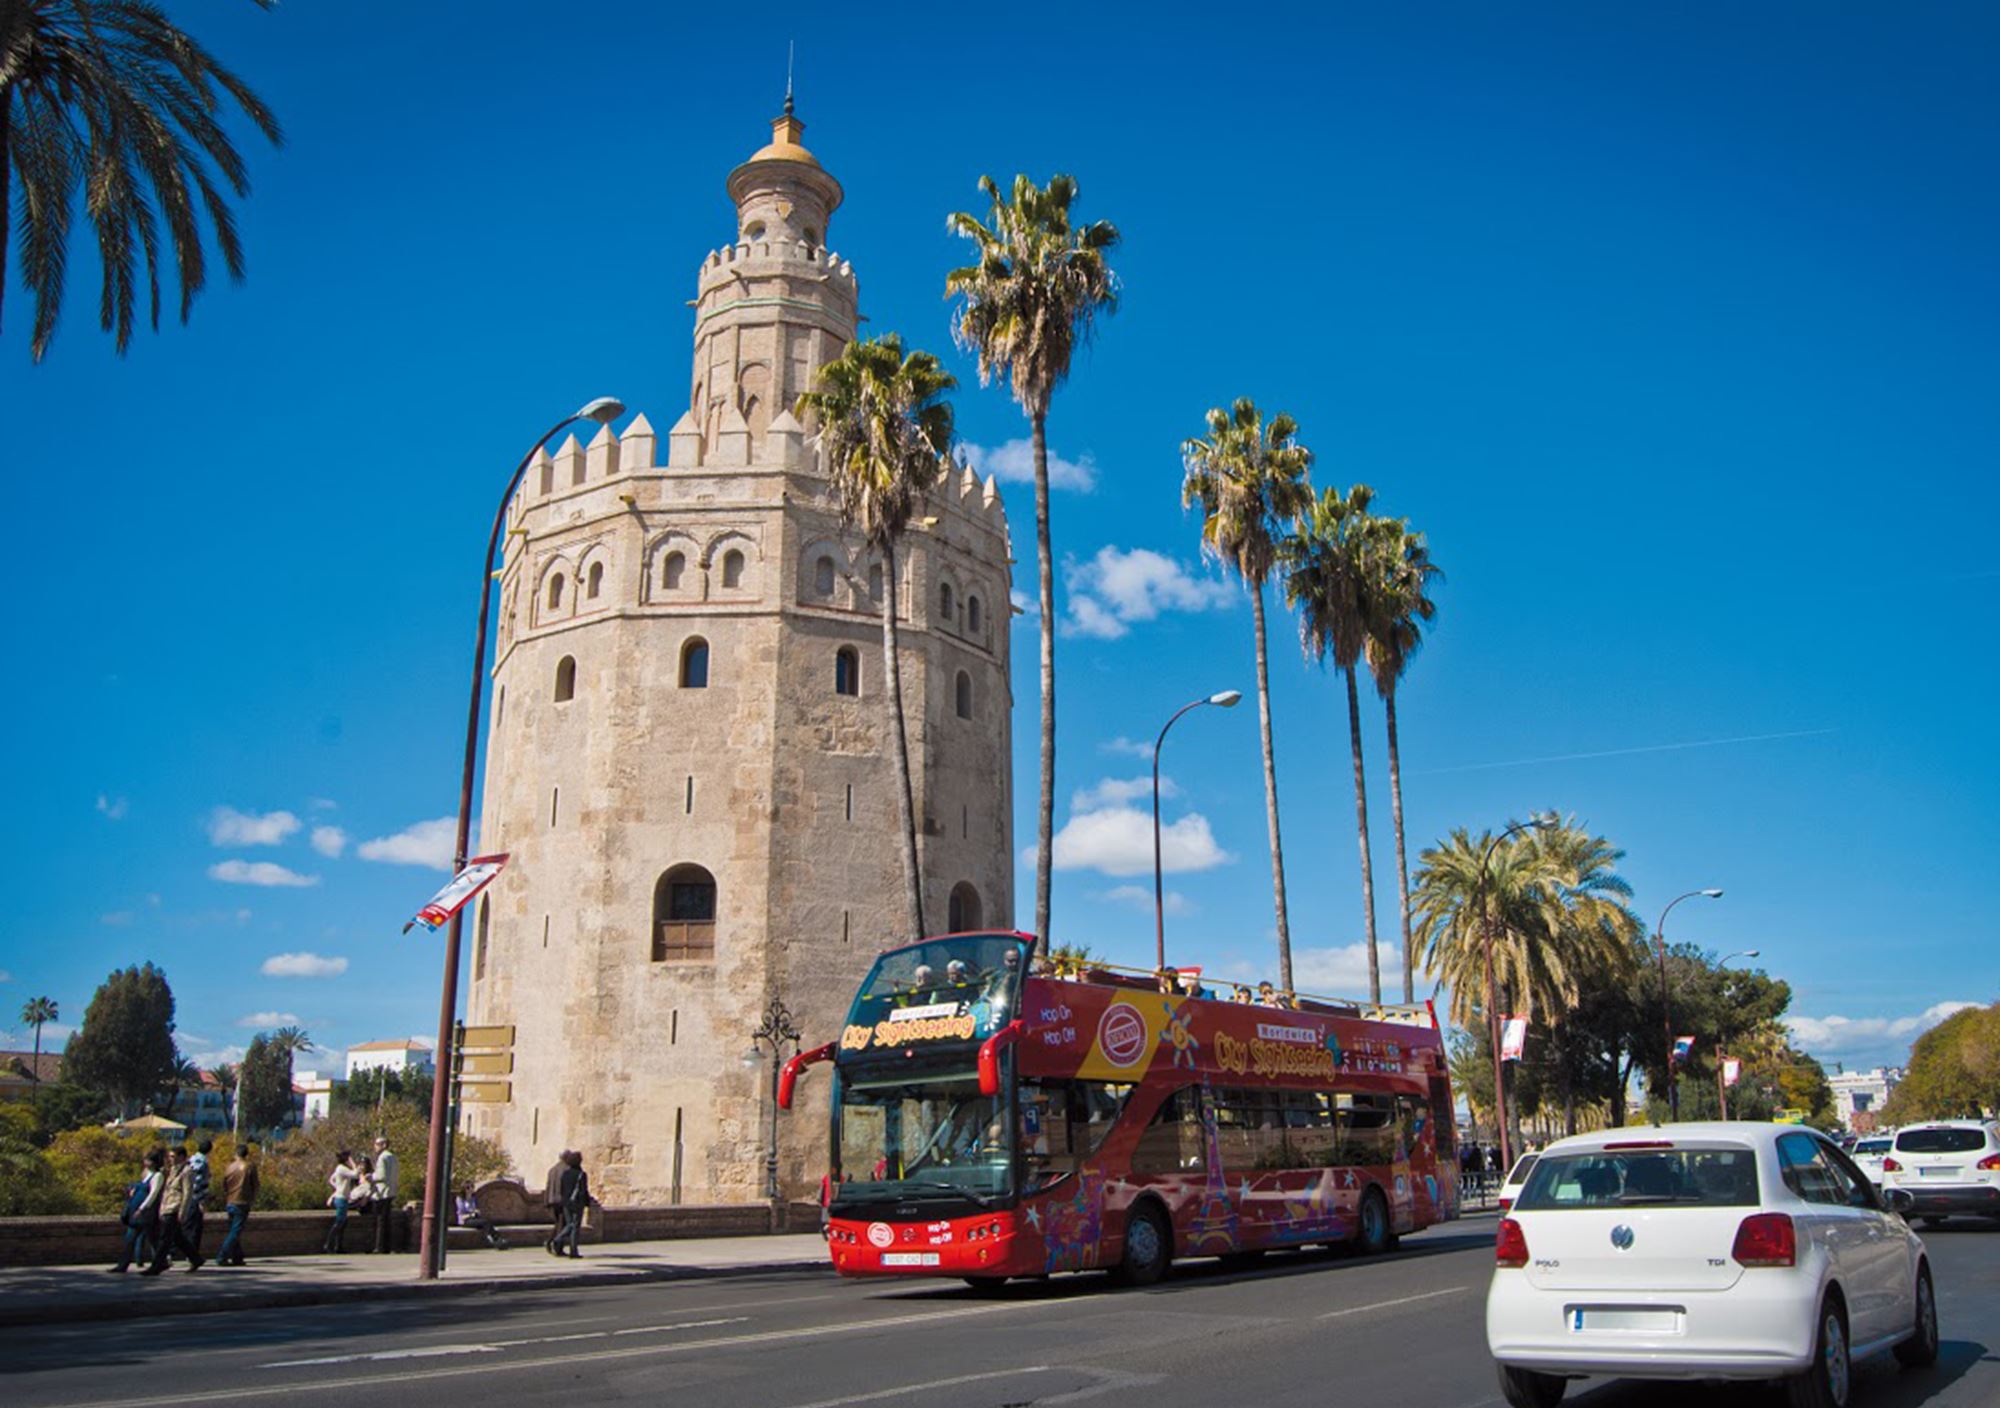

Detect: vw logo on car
[1610,1224,1635,1250]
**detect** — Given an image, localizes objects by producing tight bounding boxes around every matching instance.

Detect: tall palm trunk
[1344,666,1381,1002]
[1030,409,1056,955]
[29,1019,42,1098]
[1249,583,1293,991]
[1384,691,1415,1003]
[880,544,926,942]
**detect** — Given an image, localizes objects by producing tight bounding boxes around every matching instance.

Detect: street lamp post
[1712,949,1761,1120]
[417,398,625,1281]
[1151,691,1241,970]
[744,996,801,1223]
[1475,816,1555,1176]
[1653,888,1723,1125]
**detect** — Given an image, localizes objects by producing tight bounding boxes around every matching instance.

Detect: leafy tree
[1181,397,1312,991]
[43,1123,143,1211]
[236,1032,295,1133]
[946,173,1119,951]
[0,1103,80,1214]
[21,1082,112,1144]
[1360,520,1442,1004]
[334,1065,435,1116]
[18,995,57,1086]
[1882,1003,2000,1123]
[258,1101,507,1211]
[0,0,284,360]
[1284,484,1396,1000]
[795,333,955,943]
[62,962,178,1116]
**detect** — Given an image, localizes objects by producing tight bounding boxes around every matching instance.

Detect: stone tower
[466,103,1014,1205]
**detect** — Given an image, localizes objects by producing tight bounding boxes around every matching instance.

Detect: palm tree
[946,174,1119,953]
[209,1060,239,1136]
[160,1053,201,1116]
[1361,520,1442,1003]
[1283,484,1392,1001]
[796,333,956,943]
[1,0,283,360]
[270,1025,312,1058]
[1181,398,1313,991]
[18,995,56,1087]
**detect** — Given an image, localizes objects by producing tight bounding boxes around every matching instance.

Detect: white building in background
[1830,1067,1902,1131]
[344,1040,435,1081]
[295,1069,334,1124]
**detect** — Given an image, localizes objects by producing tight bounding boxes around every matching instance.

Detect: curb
[0,1257,832,1329]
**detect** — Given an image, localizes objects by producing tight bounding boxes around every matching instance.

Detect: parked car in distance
[1879,1120,2000,1226]
[1850,1136,1893,1193]
[1498,1153,1540,1214]
[1486,1122,1937,1408]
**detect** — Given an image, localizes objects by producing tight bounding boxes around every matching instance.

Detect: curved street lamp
[418,398,625,1280]
[744,996,802,1216]
[1475,815,1556,1175]
[1654,888,1723,1124]
[1151,691,1241,970]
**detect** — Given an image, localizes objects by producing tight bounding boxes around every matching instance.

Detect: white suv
[1486,1123,1937,1408]
[1879,1120,2000,1225]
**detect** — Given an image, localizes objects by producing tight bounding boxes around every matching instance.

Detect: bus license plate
[882,1252,941,1267]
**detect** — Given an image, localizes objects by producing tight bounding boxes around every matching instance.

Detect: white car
[1498,1152,1539,1214]
[1486,1123,1936,1408]
[1849,1136,1893,1193]
[1880,1120,2000,1225]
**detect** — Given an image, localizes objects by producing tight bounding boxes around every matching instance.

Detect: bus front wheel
[1114,1203,1171,1287]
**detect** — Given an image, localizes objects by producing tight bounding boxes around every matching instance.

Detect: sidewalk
[0,1234,833,1328]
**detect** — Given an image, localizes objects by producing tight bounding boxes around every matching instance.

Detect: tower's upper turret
[725,96,844,249]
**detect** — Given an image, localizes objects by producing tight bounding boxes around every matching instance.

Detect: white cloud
[100,911,135,927]
[0,970,11,983]
[182,1042,247,1068]
[309,798,339,812]
[1101,736,1155,760]
[208,806,302,847]
[237,1011,300,1028]
[209,859,319,888]
[261,952,348,979]
[1095,884,1191,916]
[1039,804,1232,877]
[310,825,348,858]
[1071,776,1176,811]
[1218,941,1408,999]
[96,794,129,821]
[1063,546,1235,640]
[357,816,456,871]
[0,1022,75,1046]
[959,438,1097,493]
[1785,1001,1979,1055]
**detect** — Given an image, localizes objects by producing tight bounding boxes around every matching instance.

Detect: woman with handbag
[111,1148,165,1273]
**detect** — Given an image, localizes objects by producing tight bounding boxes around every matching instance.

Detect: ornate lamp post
[1475,816,1554,1175]
[1653,888,1723,1123]
[417,397,625,1281]
[743,996,802,1216]
[1150,691,1240,970]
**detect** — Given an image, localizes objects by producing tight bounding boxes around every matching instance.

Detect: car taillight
[1977,1154,2000,1171]
[1732,1213,1796,1268]
[1498,1197,1513,1213]
[1496,1217,1529,1268]
[1882,1157,1902,1173]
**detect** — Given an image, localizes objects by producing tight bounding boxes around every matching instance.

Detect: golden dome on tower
[746,97,820,168]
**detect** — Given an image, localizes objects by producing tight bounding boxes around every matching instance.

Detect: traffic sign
[460,1024,515,1049]
[459,1081,512,1103]
[459,1051,515,1076]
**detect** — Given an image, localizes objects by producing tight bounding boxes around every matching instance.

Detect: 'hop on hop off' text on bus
[780,930,1457,1287]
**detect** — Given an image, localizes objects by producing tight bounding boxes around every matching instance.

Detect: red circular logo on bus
[1098,1002,1148,1068]
[866,1222,893,1249]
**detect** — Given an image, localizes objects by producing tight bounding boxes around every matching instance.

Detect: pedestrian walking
[543,1152,569,1255]
[324,1150,361,1253]
[183,1139,213,1262]
[554,1149,590,1259]
[370,1136,400,1253]
[111,1149,165,1273]
[216,1138,259,1266]
[142,1148,204,1274]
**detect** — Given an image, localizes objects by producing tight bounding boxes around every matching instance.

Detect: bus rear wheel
[1114,1203,1171,1287]
[1354,1189,1395,1256]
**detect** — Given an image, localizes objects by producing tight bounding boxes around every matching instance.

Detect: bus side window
[1076,1081,1132,1158]
[1132,1088,1205,1175]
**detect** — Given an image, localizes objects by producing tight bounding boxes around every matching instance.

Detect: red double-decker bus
[781,931,1457,1287]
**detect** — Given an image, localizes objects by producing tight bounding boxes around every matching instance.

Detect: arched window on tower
[554,655,577,703]
[835,647,860,697]
[968,595,982,633]
[939,582,955,623]
[652,864,717,962]
[547,574,565,611]
[948,882,983,933]
[679,637,710,689]
[722,550,745,590]
[814,555,836,598]
[586,562,604,601]
[868,565,884,605]
[662,551,686,591]
[955,670,973,720]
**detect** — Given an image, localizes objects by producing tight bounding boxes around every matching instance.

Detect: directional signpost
[433,1022,515,1274]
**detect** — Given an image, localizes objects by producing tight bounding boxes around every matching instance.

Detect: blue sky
[2,1,1994,1078]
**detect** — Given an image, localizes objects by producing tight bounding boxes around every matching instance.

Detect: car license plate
[1570,1307,1681,1334]
[1920,1167,1961,1178]
[881,1252,941,1267]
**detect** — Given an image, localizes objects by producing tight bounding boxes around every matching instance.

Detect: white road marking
[260,1316,746,1367]
[1316,1285,1468,1319]
[777,1366,1054,1408]
[117,1300,1050,1403]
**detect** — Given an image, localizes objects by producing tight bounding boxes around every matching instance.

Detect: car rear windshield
[1894,1128,1988,1154]
[1855,1140,1891,1155]
[1514,1147,1759,1209]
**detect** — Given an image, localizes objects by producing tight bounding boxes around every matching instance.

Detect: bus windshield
[843,934,1029,1044]
[835,1068,1009,1204]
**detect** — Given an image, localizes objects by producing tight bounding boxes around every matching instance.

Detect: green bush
[45,1126,152,1213]
[258,1103,511,1210]
[0,1105,83,1214]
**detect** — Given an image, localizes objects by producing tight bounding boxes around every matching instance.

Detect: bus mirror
[978,1021,1025,1096]
[778,1041,836,1110]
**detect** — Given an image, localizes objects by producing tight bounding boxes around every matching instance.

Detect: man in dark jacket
[554,1150,590,1259]
[543,1153,569,1256]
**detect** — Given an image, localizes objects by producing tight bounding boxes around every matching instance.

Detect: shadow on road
[1565,1338,1988,1407]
